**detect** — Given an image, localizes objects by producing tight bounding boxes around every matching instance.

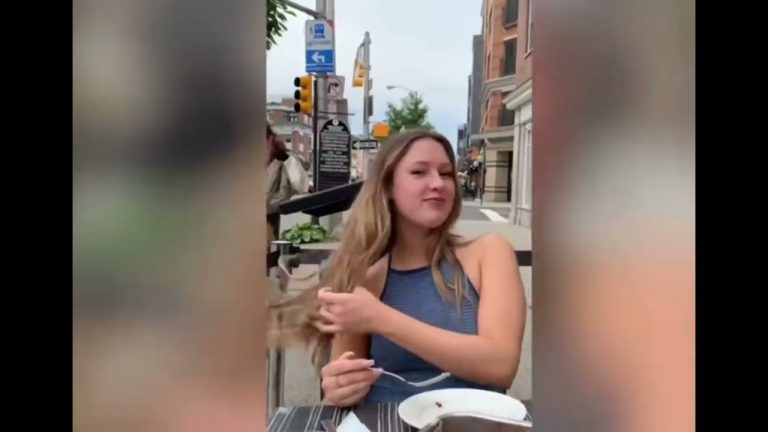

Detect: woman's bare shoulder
[364,255,389,296]
[456,233,516,257]
[454,234,517,292]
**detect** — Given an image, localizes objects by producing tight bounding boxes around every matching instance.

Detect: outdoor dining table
[267,402,534,432]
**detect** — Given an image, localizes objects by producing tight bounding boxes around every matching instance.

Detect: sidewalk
[455,220,532,402]
[461,198,514,210]
[454,219,531,250]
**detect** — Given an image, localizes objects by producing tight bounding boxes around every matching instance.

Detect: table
[268,403,413,432]
[268,403,534,432]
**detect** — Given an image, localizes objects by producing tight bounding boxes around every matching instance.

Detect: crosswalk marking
[479,208,508,223]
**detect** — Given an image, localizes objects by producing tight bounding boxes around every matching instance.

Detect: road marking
[479,208,508,223]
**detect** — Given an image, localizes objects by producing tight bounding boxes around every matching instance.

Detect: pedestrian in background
[266,123,310,248]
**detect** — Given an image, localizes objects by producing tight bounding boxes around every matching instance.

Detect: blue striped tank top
[365,256,506,403]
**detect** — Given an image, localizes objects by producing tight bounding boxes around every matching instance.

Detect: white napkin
[336,411,371,432]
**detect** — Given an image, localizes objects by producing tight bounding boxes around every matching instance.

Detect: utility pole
[308,0,334,225]
[314,0,335,185]
[357,32,373,178]
[362,32,371,139]
[285,0,324,18]
[285,0,333,192]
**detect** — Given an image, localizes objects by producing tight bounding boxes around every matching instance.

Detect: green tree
[267,0,295,51]
[385,92,434,133]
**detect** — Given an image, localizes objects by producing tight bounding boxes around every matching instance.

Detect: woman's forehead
[400,138,451,163]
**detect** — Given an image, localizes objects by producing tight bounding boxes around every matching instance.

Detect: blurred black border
[21,1,713,430]
[8,0,73,428]
[696,1,750,427]
[695,6,713,428]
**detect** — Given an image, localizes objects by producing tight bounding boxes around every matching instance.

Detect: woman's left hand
[316,287,387,334]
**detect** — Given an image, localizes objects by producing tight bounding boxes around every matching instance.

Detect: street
[280,199,515,231]
[458,199,512,222]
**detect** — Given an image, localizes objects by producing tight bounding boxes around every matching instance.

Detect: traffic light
[372,122,390,139]
[352,61,366,88]
[293,75,313,114]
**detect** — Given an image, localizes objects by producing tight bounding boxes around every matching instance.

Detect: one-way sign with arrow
[353,139,379,150]
[306,50,334,73]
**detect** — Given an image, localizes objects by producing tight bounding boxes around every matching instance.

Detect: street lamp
[386,84,417,94]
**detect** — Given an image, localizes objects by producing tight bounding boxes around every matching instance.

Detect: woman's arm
[328,256,388,362]
[375,234,527,388]
[329,332,369,361]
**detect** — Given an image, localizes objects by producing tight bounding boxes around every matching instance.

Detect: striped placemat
[268,403,533,432]
[268,403,412,432]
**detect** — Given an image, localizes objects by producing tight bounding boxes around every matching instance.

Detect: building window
[521,124,532,209]
[287,113,298,122]
[527,0,534,52]
[506,0,519,25]
[504,38,517,76]
[500,105,515,126]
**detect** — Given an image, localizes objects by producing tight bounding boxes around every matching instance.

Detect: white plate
[398,388,527,429]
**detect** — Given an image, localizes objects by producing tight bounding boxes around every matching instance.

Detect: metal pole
[360,32,372,179]
[480,142,487,205]
[312,77,319,189]
[362,32,371,139]
[267,240,293,418]
[314,0,331,190]
[285,0,325,18]
[311,77,320,224]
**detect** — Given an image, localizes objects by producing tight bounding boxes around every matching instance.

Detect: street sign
[318,119,351,191]
[327,75,345,100]
[353,139,379,150]
[305,50,335,73]
[305,19,335,74]
[305,20,333,48]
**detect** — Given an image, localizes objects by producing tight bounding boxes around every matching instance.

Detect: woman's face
[389,138,456,230]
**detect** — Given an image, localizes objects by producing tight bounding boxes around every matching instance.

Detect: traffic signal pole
[313,0,333,222]
[285,0,324,19]
[314,0,334,183]
[284,0,332,192]
[312,76,319,187]
[362,32,371,140]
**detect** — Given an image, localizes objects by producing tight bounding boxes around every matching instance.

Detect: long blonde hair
[268,130,468,369]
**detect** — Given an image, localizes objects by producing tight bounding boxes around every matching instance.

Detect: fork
[373,368,451,387]
[320,419,338,432]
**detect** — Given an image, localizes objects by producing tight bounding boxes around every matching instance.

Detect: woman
[266,124,308,246]
[269,131,526,406]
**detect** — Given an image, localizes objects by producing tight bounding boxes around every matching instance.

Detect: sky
[266,0,483,149]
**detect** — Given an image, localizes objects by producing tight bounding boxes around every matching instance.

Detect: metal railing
[266,241,292,418]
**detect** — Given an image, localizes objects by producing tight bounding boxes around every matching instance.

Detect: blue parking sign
[305,19,334,73]
[313,23,325,39]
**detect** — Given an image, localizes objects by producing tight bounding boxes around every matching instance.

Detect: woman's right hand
[321,351,382,407]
